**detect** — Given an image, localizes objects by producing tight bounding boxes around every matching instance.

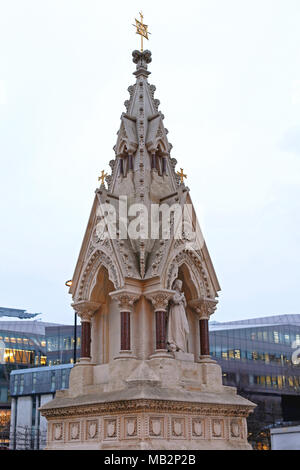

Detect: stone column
[110,291,139,358]
[71,301,101,363]
[199,316,210,356]
[120,311,131,350]
[189,298,218,362]
[146,290,174,358]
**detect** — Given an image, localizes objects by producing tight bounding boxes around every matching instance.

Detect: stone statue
[167,279,190,352]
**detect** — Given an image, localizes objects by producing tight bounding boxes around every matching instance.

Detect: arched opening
[90,266,115,365]
[90,265,114,304]
[177,263,199,357]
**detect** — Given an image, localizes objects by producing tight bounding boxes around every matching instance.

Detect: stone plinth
[40,358,255,450]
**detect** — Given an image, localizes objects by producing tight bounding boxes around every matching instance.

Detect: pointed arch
[163,248,212,299]
[76,249,123,302]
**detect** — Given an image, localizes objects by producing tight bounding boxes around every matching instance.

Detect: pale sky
[0,0,300,324]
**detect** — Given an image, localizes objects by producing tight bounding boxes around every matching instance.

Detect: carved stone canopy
[110,291,140,312]
[145,290,175,312]
[71,301,101,322]
[189,298,218,320]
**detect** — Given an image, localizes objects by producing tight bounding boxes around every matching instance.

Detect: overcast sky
[0,0,300,325]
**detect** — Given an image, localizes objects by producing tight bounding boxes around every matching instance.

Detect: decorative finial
[132,12,151,52]
[98,170,108,187]
[177,168,187,184]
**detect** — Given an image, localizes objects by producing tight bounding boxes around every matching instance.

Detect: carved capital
[189,298,218,320]
[71,301,101,322]
[145,290,174,312]
[110,291,140,312]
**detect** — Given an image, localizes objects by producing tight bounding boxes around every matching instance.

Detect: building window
[284,334,290,344]
[61,370,67,389]
[51,371,56,391]
[33,373,37,392]
[19,375,24,394]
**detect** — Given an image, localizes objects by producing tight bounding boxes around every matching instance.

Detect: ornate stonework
[43,400,252,449]
[110,291,140,312]
[72,301,101,322]
[41,49,256,450]
[145,290,174,312]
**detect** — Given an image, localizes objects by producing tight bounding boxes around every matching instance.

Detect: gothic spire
[107,50,182,203]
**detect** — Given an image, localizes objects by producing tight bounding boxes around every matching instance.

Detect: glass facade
[0,319,81,447]
[9,365,73,450]
[209,315,300,450]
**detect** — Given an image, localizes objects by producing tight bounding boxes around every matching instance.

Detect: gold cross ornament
[177,168,187,184]
[98,170,108,186]
[133,12,151,52]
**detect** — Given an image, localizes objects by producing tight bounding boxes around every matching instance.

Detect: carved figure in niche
[167,279,189,352]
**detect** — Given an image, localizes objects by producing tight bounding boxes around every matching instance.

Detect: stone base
[43,405,252,450]
[40,358,255,450]
[149,349,173,359]
[174,351,194,362]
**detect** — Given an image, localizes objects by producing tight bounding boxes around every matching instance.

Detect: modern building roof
[209,314,300,331]
[0,320,61,335]
[0,307,40,319]
[11,363,73,375]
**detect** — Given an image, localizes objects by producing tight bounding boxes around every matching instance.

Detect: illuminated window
[234,349,241,359]
[265,353,270,364]
[40,356,47,365]
[277,376,283,389]
[252,351,258,361]
[229,350,234,359]
[10,337,16,343]
[288,377,294,388]
[4,348,34,364]
[273,332,279,344]
[221,352,228,359]
[266,376,271,386]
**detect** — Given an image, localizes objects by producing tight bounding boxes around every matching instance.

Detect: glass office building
[210,314,300,450]
[0,320,80,447]
[9,364,73,450]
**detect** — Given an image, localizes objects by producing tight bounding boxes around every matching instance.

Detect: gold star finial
[133,12,151,52]
[98,170,108,186]
[177,168,187,184]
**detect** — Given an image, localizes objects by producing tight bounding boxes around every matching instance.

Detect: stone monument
[40,48,255,450]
